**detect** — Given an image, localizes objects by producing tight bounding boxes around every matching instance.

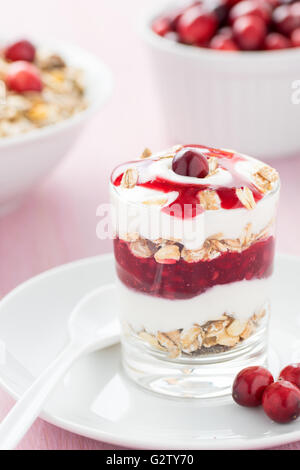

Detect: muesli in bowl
[111,144,280,398]
[0,38,87,137]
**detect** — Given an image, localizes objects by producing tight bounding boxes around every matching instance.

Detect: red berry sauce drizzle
[112,145,274,300]
[113,145,263,218]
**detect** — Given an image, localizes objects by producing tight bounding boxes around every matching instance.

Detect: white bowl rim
[0,37,113,149]
[140,2,300,64]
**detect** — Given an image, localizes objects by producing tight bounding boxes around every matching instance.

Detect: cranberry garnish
[152,17,172,37]
[6,61,43,93]
[5,39,36,63]
[279,364,300,389]
[172,148,209,178]
[273,4,300,35]
[230,0,272,24]
[262,380,300,424]
[177,4,218,45]
[233,15,267,50]
[291,27,300,46]
[210,34,239,50]
[265,32,292,49]
[232,366,274,407]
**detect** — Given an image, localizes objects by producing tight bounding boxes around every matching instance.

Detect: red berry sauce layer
[114,236,275,300]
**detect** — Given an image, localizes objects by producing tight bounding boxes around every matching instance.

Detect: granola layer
[125,306,268,359]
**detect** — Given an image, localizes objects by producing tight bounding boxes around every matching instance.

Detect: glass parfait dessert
[111,145,280,398]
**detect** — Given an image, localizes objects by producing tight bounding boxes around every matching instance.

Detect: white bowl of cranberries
[0,37,112,215]
[143,0,300,159]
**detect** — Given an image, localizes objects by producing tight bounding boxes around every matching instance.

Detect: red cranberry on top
[230,0,272,24]
[233,14,267,49]
[265,32,292,49]
[177,4,218,45]
[210,34,240,49]
[5,39,36,63]
[172,147,210,178]
[273,3,300,36]
[291,27,300,46]
[152,16,172,37]
[6,61,43,93]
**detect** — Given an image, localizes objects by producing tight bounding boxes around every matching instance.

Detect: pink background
[0,0,299,450]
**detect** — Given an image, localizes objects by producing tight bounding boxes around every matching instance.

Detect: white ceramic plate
[0,254,299,450]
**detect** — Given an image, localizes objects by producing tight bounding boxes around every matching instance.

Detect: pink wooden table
[0,0,299,450]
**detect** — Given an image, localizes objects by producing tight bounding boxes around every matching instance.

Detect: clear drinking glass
[111,146,280,398]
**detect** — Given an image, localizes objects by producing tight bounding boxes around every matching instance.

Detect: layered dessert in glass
[111,144,280,398]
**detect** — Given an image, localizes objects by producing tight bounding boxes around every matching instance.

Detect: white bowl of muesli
[0,37,113,214]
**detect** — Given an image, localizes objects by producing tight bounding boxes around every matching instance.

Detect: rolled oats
[142,198,168,206]
[236,187,256,210]
[139,332,166,352]
[180,326,203,351]
[130,239,154,258]
[132,305,265,358]
[208,157,218,175]
[157,332,180,359]
[121,168,139,189]
[155,245,181,264]
[198,190,220,211]
[226,320,247,337]
[140,148,152,159]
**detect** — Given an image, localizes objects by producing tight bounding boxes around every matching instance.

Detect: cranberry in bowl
[111,144,280,398]
[142,1,300,160]
[0,37,113,215]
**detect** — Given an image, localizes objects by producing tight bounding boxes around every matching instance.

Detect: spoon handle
[0,341,82,450]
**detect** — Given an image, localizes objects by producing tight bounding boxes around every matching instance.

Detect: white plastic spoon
[0,284,120,450]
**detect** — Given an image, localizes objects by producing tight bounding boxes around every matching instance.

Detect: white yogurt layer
[111,147,280,250]
[117,278,271,334]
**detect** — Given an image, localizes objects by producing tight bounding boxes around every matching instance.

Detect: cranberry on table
[232,366,274,407]
[6,61,43,93]
[233,15,267,50]
[279,364,300,389]
[265,32,292,48]
[172,148,210,178]
[210,34,240,49]
[262,380,300,423]
[230,0,272,24]
[291,27,300,45]
[5,40,36,62]
[152,17,172,36]
[177,4,218,45]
